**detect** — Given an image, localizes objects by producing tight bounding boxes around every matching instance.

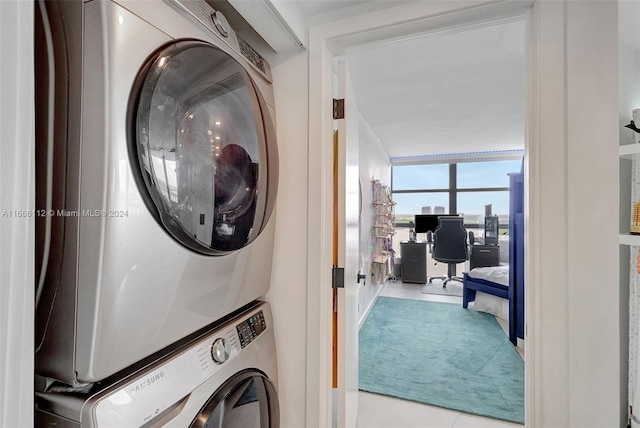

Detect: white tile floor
[356,280,523,428]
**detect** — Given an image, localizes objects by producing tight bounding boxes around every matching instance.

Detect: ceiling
[343,20,526,160]
[215,1,526,161]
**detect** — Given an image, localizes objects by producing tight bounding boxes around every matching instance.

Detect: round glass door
[131,41,278,255]
[190,371,279,427]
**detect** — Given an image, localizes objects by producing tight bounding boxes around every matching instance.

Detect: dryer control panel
[166,0,271,81]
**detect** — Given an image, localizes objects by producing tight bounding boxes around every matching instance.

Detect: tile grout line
[450,412,463,428]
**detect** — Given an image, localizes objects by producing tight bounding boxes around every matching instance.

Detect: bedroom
[337,17,526,427]
[358,160,525,426]
[297,2,620,425]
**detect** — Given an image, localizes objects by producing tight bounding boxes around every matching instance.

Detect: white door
[333,60,360,428]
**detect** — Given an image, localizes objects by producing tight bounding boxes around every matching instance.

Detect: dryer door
[131,41,278,255]
[191,370,279,427]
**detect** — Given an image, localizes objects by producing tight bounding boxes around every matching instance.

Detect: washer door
[191,370,279,427]
[131,41,278,255]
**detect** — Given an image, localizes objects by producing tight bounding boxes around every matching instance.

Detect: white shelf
[620,144,640,159]
[620,233,640,246]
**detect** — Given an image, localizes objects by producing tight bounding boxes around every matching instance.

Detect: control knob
[211,11,230,38]
[211,338,230,365]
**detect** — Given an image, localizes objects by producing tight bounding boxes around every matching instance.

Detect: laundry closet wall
[0,1,34,426]
[266,51,310,428]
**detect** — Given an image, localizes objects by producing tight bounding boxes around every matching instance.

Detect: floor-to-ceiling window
[392,157,522,246]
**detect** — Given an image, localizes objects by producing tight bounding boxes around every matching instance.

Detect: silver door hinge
[332,266,344,288]
[333,99,344,119]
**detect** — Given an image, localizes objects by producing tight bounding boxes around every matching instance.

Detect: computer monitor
[414,214,458,233]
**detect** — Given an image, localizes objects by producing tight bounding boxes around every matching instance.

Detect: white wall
[619,0,640,422]
[265,51,309,428]
[618,1,640,420]
[0,2,34,427]
[563,2,619,423]
[529,1,619,425]
[356,111,391,326]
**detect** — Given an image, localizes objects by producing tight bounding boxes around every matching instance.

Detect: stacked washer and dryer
[34,0,279,425]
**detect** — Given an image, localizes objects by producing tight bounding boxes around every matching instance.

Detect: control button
[211,11,230,37]
[237,37,266,73]
[211,338,230,364]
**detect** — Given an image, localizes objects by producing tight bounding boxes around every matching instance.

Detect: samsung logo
[128,371,165,395]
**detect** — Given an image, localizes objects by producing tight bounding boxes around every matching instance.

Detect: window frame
[391,159,519,231]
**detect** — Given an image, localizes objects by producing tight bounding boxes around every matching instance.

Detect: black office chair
[427,216,469,287]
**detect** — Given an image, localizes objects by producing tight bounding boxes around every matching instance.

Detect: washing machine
[35,301,279,427]
[34,0,278,387]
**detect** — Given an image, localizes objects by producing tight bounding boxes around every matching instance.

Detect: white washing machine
[35,302,279,427]
[34,0,278,387]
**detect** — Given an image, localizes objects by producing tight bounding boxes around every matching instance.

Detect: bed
[463,167,525,346]
[462,266,515,343]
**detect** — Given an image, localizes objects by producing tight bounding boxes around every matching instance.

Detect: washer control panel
[92,304,270,427]
[236,310,266,348]
[210,338,230,364]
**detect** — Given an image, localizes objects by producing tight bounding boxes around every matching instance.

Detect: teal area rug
[359,296,524,424]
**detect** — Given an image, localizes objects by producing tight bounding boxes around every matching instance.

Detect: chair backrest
[432,216,468,263]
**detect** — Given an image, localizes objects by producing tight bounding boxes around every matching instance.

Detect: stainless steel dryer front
[35,0,278,387]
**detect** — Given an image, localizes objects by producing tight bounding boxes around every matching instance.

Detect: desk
[400,241,427,283]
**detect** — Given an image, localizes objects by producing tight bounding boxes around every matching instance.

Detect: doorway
[309,3,534,428]
[310,1,622,426]
[340,20,526,425]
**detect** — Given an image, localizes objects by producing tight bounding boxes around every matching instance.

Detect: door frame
[307,1,621,427]
[306,2,535,427]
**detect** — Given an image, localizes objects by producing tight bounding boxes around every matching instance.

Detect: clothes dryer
[35,0,278,387]
[35,302,279,427]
